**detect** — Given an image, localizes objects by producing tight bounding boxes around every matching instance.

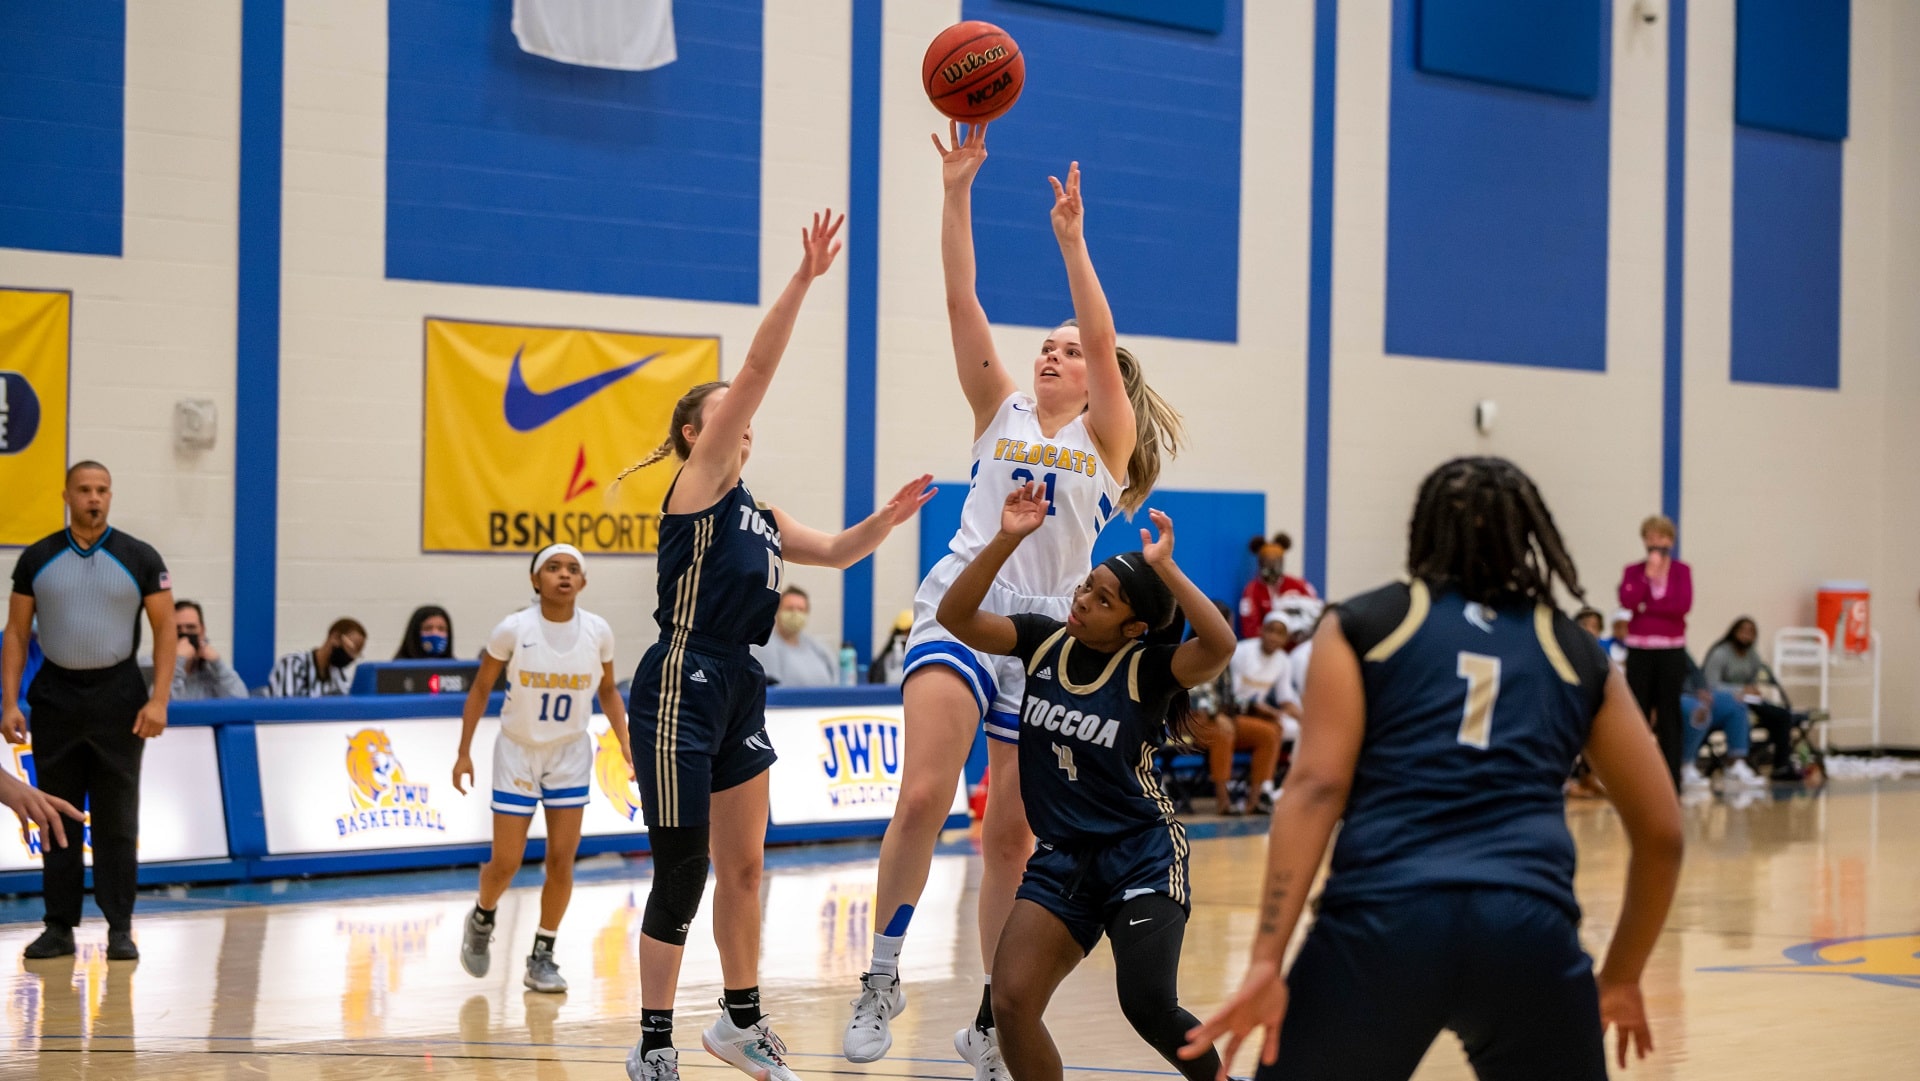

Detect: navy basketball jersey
[1318,580,1610,920]
[1008,615,1185,847]
[652,476,784,648]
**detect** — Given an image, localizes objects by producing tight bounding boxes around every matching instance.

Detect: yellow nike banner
[0,289,70,547]
[422,319,720,554]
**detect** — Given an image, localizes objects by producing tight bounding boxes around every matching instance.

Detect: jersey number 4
[1054,743,1078,781]
[1455,652,1501,750]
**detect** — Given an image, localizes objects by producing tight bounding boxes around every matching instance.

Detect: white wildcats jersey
[487,607,616,744]
[946,392,1127,598]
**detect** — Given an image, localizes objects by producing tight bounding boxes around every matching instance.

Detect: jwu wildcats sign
[422,319,719,554]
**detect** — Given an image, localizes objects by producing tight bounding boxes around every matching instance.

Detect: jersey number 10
[537,692,574,723]
[1455,652,1501,750]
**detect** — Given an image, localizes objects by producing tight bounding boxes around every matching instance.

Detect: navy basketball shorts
[1259,888,1606,1081]
[628,638,778,830]
[1016,823,1191,953]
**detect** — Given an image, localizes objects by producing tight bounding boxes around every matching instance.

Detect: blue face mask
[420,633,449,656]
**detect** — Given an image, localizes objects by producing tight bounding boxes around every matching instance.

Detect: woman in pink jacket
[1618,514,1692,787]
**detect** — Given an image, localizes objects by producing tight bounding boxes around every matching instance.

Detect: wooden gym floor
[4,780,1917,1080]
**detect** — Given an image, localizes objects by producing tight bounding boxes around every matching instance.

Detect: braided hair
[1405,456,1583,606]
[610,380,731,491]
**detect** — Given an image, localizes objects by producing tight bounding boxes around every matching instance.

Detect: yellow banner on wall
[422,319,720,554]
[0,290,70,547]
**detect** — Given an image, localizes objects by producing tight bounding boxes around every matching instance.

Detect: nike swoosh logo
[1129,917,1152,926]
[502,347,663,432]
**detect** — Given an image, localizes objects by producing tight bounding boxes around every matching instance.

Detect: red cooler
[1816,581,1871,653]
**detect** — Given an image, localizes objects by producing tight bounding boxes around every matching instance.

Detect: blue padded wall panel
[1386,0,1610,371]
[386,0,761,303]
[1416,0,1602,99]
[918,487,1263,610]
[1730,128,1841,389]
[1011,0,1226,34]
[1736,0,1849,141]
[959,0,1242,343]
[0,3,124,256]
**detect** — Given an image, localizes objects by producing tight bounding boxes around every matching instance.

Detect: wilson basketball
[922,21,1024,123]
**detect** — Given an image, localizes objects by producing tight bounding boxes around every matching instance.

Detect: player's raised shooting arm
[680,210,844,504]
[1050,161,1132,468]
[933,122,1019,436]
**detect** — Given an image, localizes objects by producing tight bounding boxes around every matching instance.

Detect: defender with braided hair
[845,122,1185,1078]
[621,211,935,1081]
[1188,457,1685,1081]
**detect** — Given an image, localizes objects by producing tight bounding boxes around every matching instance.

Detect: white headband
[530,543,586,575]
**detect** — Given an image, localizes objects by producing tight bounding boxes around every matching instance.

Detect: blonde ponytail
[607,380,732,498]
[1115,346,1182,514]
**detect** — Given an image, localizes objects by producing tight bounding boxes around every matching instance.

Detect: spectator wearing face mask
[750,586,838,687]
[267,618,366,697]
[1237,532,1317,639]
[395,605,455,660]
[171,600,248,700]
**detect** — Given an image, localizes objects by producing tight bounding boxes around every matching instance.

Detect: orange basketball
[922,21,1025,123]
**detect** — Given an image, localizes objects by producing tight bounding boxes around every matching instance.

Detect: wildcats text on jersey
[991,438,1100,478]
[517,670,594,691]
[1021,694,1122,749]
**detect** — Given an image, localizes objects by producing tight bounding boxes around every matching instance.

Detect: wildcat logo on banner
[0,289,70,546]
[421,318,719,554]
[337,728,446,837]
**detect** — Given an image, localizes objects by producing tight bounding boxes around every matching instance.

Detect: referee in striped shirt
[1,462,176,962]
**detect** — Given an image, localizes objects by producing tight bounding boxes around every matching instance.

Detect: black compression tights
[1107,895,1223,1081]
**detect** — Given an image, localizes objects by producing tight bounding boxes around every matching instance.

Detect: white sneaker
[843,971,906,1062]
[955,1026,1010,1081]
[523,945,567,993]
[1680,764,1709,790]
[1722,760,1769,789]
[626,1045,680,1081]
[703,1005,802,1081]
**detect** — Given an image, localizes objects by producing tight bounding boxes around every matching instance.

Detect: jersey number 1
[1455,652,1501,750]
[765,550,784,593]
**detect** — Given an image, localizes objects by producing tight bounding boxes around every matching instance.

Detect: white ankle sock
[869,932,905,977]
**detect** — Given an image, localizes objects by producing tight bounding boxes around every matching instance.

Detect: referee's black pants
[26,659,148,932]
[1626,647,1690,791]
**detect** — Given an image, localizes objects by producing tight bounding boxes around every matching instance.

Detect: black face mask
[328,645,356,670]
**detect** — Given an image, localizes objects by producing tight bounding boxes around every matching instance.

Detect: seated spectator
[171,600,248,700]
[868,609,913,686]
[1574,607,1605,639]
[1704,616,1799,779]
[1225,611,1304,812]
[1599,608,1631,666]
[1237,532,1317,638]
[1183,602,1281,816]
[268,618,366,697]
[393,605,454,660]
[751,586,837,687]
[1270,593,1323,704]
[1679,653,1768,791]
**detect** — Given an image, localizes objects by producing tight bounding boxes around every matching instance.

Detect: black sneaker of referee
[22,924,75,960]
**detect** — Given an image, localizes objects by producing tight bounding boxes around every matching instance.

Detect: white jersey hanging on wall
[512,0,677,71]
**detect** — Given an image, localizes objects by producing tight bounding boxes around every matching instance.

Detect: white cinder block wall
[276,0,852,662]
[0,1,242,643]
[6,1,1911,744]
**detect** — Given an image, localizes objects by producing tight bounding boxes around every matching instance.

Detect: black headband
[1098,552,1176,634]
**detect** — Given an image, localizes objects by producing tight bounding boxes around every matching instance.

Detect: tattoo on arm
[1257,870,1296,937]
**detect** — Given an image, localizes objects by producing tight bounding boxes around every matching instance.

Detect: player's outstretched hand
[0,772,83,850]
[1140,508,1174,566]
[797,208,845,281]
[880,474,938,527]
[1001,481,1049,539]
[1182,958,1289,1081]
[1049,160,1084,243]
[452,752,475,796]
[931,120,988,190]
[1598,974,1654,1069]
